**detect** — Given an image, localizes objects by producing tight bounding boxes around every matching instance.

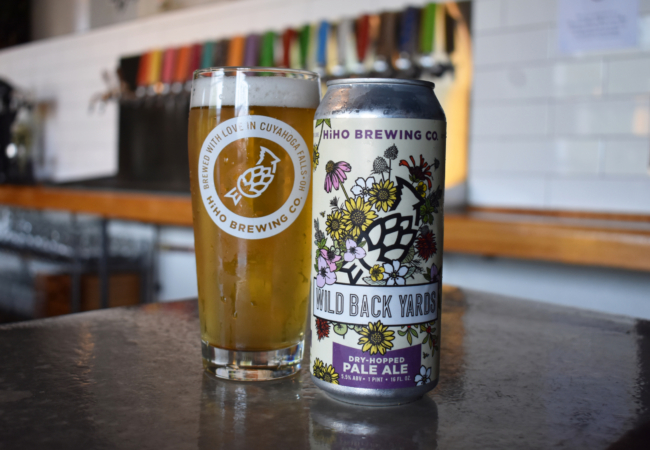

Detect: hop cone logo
[225,146,281,205]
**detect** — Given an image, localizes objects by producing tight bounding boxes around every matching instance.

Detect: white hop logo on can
[225,146,281,205]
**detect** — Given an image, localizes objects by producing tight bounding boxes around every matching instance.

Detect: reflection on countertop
[1,287,649,449]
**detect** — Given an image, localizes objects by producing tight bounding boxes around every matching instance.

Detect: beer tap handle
[188,44,202,80]
[243,34,261,67]
[355,15,369,73]
[201,41,214,70]
[227,36,245,67]
[316,21,329,76]
[135,51,151,97]
[260,32,275,67]
[373,12,396,77]
[395,7,421,78]
[337,18,357,76]
[299,25,310,70]
[282,29,293,68]
[419,3,435,58]
[326,22,339,77]
[148,49,163,91]
[213,39,228,67]
[289,30,301,69]
[161,48,176,94]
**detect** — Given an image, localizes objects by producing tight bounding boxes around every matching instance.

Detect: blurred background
[0,0,648,324]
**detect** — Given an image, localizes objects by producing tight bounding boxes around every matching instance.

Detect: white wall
[469,0,650,214]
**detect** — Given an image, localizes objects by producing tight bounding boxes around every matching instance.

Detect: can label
[311,117,445,390]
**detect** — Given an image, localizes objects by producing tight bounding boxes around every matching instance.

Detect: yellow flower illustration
[313,145,319,170]
[416,181,427,198]
[370,264,385,281]
[368,179,398,212]
[358,321,395,355]
[321,363,339,384]
[313,358,324,378]
[325,210,346,240]
[341,197,377,238]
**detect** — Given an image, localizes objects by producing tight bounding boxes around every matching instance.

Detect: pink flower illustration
[430,263,442,283]
[343,239,366,262]
[320,248,341,271]
[324,160,351,193]
[316,256,337,288]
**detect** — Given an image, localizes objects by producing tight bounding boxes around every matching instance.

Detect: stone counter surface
[1,289,649,449]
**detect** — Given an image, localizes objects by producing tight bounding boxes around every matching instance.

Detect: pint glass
[188,68,320,380]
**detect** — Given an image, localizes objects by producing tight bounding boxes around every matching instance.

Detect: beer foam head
[191,75,320,109]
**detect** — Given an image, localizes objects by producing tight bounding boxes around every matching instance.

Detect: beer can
[310,79,446,406]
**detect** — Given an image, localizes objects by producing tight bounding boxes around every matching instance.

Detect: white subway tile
[641,15,650,50]
[553,60,602,97]
[553,139,600,174]
[473,0,503,32]
[641,0,650,13]
[472,102,549,137]
[474,64,553,101]
[504,0,556,27]
[553,98,650,136]
[469,140,553,174]
[468,174,547,208]
[606,57,650,94]
[603,138,650,175]
[474,29,550,66]
[547,177,650,213]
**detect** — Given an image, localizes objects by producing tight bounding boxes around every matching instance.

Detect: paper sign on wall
[558,0,638,54]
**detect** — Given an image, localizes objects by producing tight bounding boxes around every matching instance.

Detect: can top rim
[326,78,435,88]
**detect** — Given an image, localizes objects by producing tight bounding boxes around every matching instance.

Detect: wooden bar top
[1,185,649,272]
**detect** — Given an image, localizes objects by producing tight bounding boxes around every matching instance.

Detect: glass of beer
[188,67,320,380]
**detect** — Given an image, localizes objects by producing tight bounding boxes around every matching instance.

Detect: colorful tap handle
[420,3,436,56]
[316,21,329,69]
[187,44,202,80]
[148,49,163,86]
[282,29,295,68]
[399,7,420,56]
[356,15,369,64]
[173,46,190,84]
[136,51,150,88]
[243,34,261,67]
[260,32,275,67]
[161,48,176,84]
[201,41,214,69]
[227,36,245,67]
[299,25,310,69]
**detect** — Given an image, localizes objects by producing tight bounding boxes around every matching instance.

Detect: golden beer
[188,69,320,380]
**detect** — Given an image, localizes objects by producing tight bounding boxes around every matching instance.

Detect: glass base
[201,340,304,381]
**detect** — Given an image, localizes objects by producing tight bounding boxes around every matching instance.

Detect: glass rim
[193,66,319,80]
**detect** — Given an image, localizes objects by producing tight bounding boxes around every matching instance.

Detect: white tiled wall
[470,0,650,213]
[0,0,431,182]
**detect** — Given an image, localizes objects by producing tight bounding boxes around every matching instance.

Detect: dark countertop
[1,288,649,449]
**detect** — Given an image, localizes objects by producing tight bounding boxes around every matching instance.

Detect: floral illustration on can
[311,117,445,390]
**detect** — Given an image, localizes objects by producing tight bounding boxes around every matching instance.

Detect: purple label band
[332,342,423,389]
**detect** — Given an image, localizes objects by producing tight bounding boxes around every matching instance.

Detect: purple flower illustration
[350,176,375,201]
[320,248,341,271]
[324,160,351,193]
[430,263,442,283]
[316,256,336,288]
[383,260,408,286]
[344,239,366,262]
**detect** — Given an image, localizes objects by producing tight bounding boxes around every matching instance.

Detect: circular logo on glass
[198,116,310,239]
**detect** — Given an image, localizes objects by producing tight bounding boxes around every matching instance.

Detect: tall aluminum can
[310,79,446,406]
